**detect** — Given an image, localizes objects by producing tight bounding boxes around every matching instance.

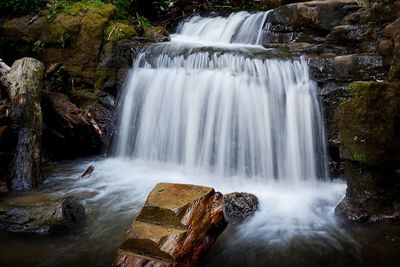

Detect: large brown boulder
[112,183,227,267]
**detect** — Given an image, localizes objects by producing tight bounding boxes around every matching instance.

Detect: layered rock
[0,58,43,190]
[112,183,227,267]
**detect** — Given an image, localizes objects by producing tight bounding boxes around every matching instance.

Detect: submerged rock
[0,199,85,234]
[223,192,259,223]
[112,183,227,267]
[80,165,94,178]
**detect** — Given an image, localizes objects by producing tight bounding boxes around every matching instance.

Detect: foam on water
[50,158,346,241]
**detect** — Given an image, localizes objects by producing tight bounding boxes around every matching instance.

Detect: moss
[33,216,62,227]
[104,22,137,43]
[65,2,116,18]
[337,81,400,167]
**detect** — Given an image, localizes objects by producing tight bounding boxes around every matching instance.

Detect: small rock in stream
[223,192,259,223]
[0,198,85,234]
[80,165,94,178]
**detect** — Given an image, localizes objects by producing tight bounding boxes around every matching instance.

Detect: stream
[1,10,400,267]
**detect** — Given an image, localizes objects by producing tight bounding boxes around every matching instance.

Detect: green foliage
[153,0,180,12]
[110,0,135,17]
[58,31,66,48]
[47,0,72,22]
[136,14,152,28]
[0,0,47,16]
[32,40,46,53]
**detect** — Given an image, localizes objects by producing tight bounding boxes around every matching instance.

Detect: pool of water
[0,157,399,267]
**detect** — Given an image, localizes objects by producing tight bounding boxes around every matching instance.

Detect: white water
[116,53,328,182]
[174,11,271,45]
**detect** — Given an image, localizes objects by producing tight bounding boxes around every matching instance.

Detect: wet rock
[378,39,394,57]
[80,165,94,178]
[42,92,102,159]
[309,54,387,83]
[223,192,259,223]
[0,199,85,234]
[335,162,400,224]
[325,24,378,53]
[112,183,227,267]
[269,0,360,32]
[1,58,43,190]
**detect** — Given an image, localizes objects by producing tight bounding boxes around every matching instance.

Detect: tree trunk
[0,58,44,190]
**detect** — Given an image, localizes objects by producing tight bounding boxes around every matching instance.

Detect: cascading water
[116,11,328,184]
[116,53,328,182]
[109,11,349,247]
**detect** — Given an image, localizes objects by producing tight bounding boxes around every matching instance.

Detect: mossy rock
[105,22,138,43]
[337,81,400,167]
[65,2,117,18]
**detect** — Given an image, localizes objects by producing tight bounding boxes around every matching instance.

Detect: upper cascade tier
[173,11,271,45]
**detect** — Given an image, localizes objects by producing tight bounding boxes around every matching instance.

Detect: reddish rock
[112,183,227,267]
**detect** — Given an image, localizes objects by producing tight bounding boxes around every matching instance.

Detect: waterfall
[115,11,329,183]
[174,11,272,45]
